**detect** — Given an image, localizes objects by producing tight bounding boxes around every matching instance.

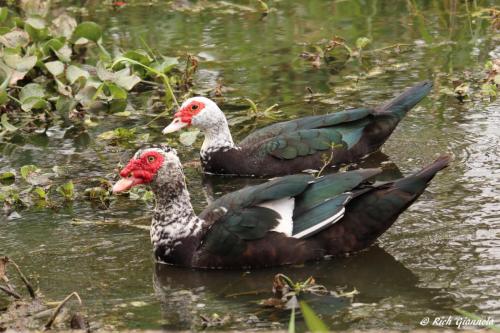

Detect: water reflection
[153,246,456,330]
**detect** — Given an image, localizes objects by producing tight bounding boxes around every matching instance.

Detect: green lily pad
[122,50,153,65]
[55,79,72,96]
[356,37,371,50]
[51,13,77,39]
[75,85,97,108]
[154,56,179,74]
[24,16,48,41]
[20,83,45,101]
[0,29,30,48]
[25,17,46,30]
[19,83,47,111]
[56,96,77,114]
[73,21,102,43]
[98,127,135,141]
[113,68,141,91]
[96,82,127,100]
[109,99,128,113]
[20,165,38,180]
[96,61,114,81]
[45,60,65,76]
[106,83,127,99]
[66,65,89,84]
[3,54,37,72]
[32,187,47,200]
[55,44,72,62]
[0,171,15,181]
[21,96,48,112]
[57,181,74,200]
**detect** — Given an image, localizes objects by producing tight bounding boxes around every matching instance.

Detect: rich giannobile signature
[419,315,496,329]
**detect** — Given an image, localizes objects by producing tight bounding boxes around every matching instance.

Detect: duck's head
[112,145,182,193]
[162,96,225,134]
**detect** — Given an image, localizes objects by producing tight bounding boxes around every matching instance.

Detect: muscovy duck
[162,81,433,176]
[113,145,450,269]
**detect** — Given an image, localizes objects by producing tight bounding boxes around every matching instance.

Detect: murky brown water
[1,0,499,330]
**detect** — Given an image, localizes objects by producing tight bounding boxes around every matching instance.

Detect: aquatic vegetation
[0,164,77,216]
[0,1,195,139]
[261,274,355,332]
[0,257,87,331]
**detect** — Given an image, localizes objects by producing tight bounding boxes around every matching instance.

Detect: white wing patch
[292,207,345,239]
[257,197,295,237]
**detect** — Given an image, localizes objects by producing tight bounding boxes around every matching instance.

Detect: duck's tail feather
[392,154,451,195]
[374,81,433,119]
[317,155,450,255]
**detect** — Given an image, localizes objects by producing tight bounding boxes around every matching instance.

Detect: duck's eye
[127,173,134,178]
[147,156,155,163]
[191,104,198,110]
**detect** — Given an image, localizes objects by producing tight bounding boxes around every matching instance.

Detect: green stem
[7,94,21,105]
[111,57,179,108]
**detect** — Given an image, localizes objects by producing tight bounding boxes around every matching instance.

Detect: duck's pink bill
[113,178,136,193]
[162,118,188,134]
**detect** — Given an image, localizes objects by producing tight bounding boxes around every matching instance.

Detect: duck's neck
[200,119,237,158]
[150,179,203,264]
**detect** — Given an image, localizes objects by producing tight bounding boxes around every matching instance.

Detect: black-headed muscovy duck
[162,81,433,176]
[113,145,450,269]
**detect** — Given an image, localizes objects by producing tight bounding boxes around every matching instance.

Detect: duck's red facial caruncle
[112,151,164,193]
[162,100,206,134]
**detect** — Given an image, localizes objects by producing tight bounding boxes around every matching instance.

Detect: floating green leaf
[20,83,45,101]
[122,50,152,65]
[56,181,75,200]
[356,37,371,50]
[113,68,141,91]
[0,29,30,48]
[25,17,45,30]
[19,83,47,111]
[45,61,65,77]
[98,127,136,141]
[32,187,47,200]
[73,21,102,43]
[56,96,77,114]
[0,171,15,181]
[55,44,72,62]
[21,97,48,111]
[481,83,497,97]
[20,165,38,180]
[66,65,89,84]
[84,186,109,201]
[24,16,48,41]
[95,82,127,101]
[154,56,179,74]
[3,54,37,72]
[51,14,77,39]
[1,113,17,131]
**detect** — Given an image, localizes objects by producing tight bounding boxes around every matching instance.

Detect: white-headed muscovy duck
[113,145,450,269]
[162,81,433,176]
